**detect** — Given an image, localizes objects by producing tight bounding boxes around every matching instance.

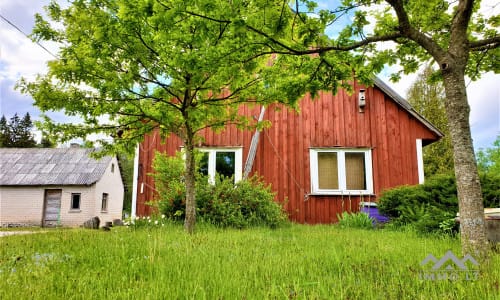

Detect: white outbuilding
[0,147,124,227]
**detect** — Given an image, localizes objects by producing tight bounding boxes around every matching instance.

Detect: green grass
[1,224,499,299]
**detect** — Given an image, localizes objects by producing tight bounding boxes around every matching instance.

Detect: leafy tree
[241,0,498,256]
[117,153,134,215]
[0,113,37,148]
[478,136,500,175]
[407,65,454,176]
[0,115,10,147]
[20,0,290,233]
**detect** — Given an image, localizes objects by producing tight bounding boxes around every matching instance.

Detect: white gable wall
[93,156,124,225]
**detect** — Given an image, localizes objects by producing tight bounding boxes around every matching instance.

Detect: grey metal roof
[373,77,444,140]
[0,148,113,186]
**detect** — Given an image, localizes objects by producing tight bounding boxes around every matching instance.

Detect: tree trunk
[183,134,196,234]
[441,69,488,257]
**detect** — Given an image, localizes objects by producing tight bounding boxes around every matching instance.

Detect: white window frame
[198,147,243,184]
[310,148,373,195]
[416,139,424,184]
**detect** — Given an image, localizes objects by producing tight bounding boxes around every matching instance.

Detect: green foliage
[195,175,288,228]
[151,151,189,221]
[378,174,457,235]
[337,212,374,229]
[478,136,500,176]
[407,65,454,176]
[0,113,37,148]
[481,172,500,208]
[477,137,500,208]
[117,153,134,214]
[20,0,292,150]
[379,172,500,235]
[152,152,288,228]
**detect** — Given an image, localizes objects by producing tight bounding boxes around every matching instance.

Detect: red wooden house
[133,78,442,224]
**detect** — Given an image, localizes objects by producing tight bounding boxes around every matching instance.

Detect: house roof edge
[373,77,444,140]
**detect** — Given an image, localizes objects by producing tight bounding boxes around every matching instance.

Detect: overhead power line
[0,13,58,59]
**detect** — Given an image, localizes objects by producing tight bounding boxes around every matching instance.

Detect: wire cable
[0,13,58,59]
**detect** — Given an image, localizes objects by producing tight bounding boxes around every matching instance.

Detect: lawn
[1,223,498,299]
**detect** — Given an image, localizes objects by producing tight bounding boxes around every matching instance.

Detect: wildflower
[161,214,166,219]
[154,220,159,225]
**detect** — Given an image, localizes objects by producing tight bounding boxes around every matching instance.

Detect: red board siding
[135,84,440,223]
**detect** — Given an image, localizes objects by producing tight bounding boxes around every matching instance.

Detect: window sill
[101,210,108,213]
[309,192,375,196]
[68,209,81,213]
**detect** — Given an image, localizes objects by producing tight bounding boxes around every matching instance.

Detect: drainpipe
[131,144,139,218]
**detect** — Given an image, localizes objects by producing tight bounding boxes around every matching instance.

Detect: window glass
[345,152,366,190]
[101,193,109,211]
[199,152,209,176]
[71,193,81,210]
[215,151,235,179]
[317,152,339,189]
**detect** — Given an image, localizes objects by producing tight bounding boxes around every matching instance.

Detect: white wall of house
[58,186,95,227]
[93,157,124,225]
[0,187,45,226]
[0,157,124,227]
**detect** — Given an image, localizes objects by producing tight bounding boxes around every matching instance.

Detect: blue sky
[0,0,498,150]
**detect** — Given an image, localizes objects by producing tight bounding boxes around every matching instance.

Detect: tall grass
[1,224,499,299]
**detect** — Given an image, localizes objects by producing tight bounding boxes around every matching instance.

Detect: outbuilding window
[310,148,373,195]
[101,193,109,212]
[198,148,243,184]
[70,193,81,210]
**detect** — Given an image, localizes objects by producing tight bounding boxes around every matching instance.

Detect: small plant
[337,212,374,229]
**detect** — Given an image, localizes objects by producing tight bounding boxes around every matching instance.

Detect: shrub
[378,172,500,235]
[481,172,500,208]
[378,174,458,235]
[152,152,288,228]
[196,175,288,228]
[337,212,374,229]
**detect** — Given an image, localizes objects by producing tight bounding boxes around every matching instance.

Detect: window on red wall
[197,148,242,184]
[310,148,373,195]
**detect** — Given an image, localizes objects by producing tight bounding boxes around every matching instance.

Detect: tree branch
[385,0,447,61]
[469,35,500,51]
[245,23,403,54]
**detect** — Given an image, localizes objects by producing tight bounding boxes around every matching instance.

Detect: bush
[378,174,458,235]
[196,175,288,228]
[481,172,500,208]
[152,152,288,228]
[378,172,500,235]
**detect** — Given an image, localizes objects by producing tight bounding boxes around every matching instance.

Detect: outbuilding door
[43,189,62,227]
